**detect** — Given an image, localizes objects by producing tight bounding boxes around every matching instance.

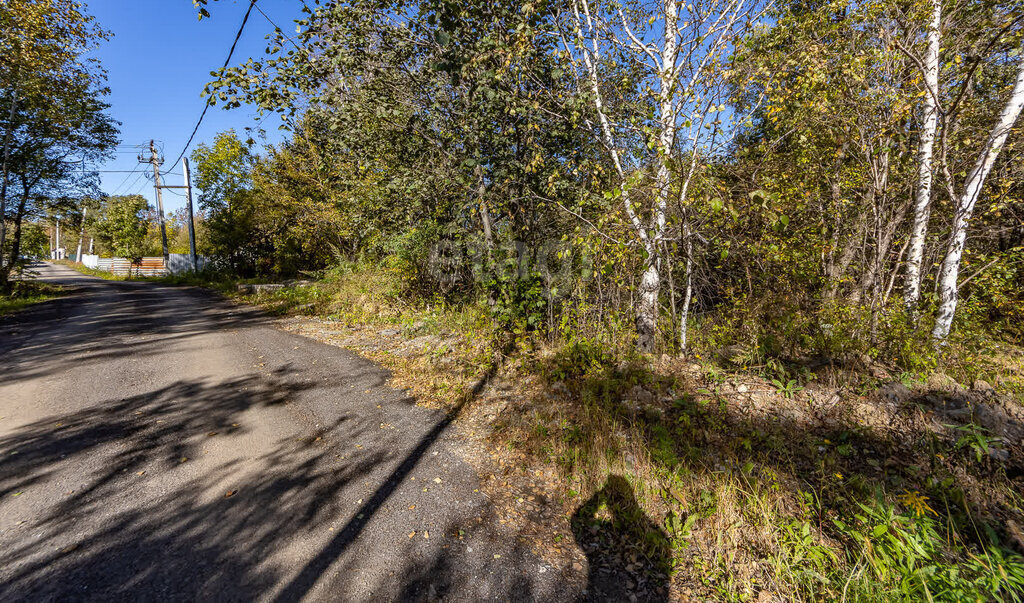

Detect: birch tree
[932,48,1024,341]
[561,0,769,352]
[903,0,942,309]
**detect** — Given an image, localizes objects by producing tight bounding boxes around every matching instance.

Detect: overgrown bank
[165,263,1024,601]
[0,279,63,316]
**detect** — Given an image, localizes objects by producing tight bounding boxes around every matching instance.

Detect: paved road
[0,263,577,601]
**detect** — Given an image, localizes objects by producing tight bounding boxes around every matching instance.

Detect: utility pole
[182,158,198,271]
[75,206,87,262]
[146,140,170,264]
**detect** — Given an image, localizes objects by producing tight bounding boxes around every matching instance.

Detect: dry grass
[164,264,1024,601]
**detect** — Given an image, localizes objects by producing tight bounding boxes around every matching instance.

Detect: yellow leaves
[898,490,936,517]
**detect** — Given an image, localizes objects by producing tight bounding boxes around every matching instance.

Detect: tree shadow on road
[0,336,575,601]
[0,279,271,386]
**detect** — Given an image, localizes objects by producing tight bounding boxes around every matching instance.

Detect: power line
[109,164,143,195]
[115,171,148,197]
[167,0,259,170]
[253,3,300,49]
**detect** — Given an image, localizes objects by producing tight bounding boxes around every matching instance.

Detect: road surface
[0,263,578,601]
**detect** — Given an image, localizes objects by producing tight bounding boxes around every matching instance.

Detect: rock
[988,447,1010,463]
[973,403,1017,438]
[868,363,892,380]
[877,382,912,405]
[251,283,284,294]
[717,344,749,365]
[972,379,995,393]
[626,385,656,406]
[378,328,401,337]
[926,372,961,392]
[737,384,749,393]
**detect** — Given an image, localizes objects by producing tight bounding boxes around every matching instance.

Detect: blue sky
[89,0,303,213]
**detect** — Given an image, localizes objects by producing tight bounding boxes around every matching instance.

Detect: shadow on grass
[509,345,1024,599]
[572,475,671,601]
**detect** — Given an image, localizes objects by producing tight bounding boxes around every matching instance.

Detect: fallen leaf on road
[136,471,145,476]
[207,431,218,436]
[408,531,416,538]
[433,478,442,484]
[494,554,501,559]
[61,544,78,553]
[409,505,415,510]
[423,531,429,539]
[10,492,22,497]
[179,457,188,463]
[224,490,237,498]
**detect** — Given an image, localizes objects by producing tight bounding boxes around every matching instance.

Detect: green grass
[0,280,65,315]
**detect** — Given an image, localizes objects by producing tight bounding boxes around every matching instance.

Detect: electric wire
[167,0,259,170]
[108,163,143,195]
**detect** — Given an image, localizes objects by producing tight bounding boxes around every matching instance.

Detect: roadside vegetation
[4,0,1024,599]
[139,260,1024,601]
[0,279,63,316]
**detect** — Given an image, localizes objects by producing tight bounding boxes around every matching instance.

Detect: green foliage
[95,195,149,264]
[833,494,1024,601]
[0,280,62,315]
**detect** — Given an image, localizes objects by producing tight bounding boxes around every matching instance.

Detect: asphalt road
[0,263,578,601]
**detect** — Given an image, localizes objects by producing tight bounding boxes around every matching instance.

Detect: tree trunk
[679,221,694,354]
[0,89,18,260]
[1,192,29,291]
[933,52,1024,341]
[904,0,942,309]
[636,256,660,353]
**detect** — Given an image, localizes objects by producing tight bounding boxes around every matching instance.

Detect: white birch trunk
[636,258,661,351]
[932,53,1024,341]
[679,220,694,354]
[904,0,942,309]
[635,0,681,353]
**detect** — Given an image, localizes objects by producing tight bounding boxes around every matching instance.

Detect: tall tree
[0,0,116,288]
[903,0,942,309]
[560,0,769,351]
[932,47,1024,340]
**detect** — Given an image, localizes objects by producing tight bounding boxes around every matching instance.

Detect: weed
[771,377,804,399]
